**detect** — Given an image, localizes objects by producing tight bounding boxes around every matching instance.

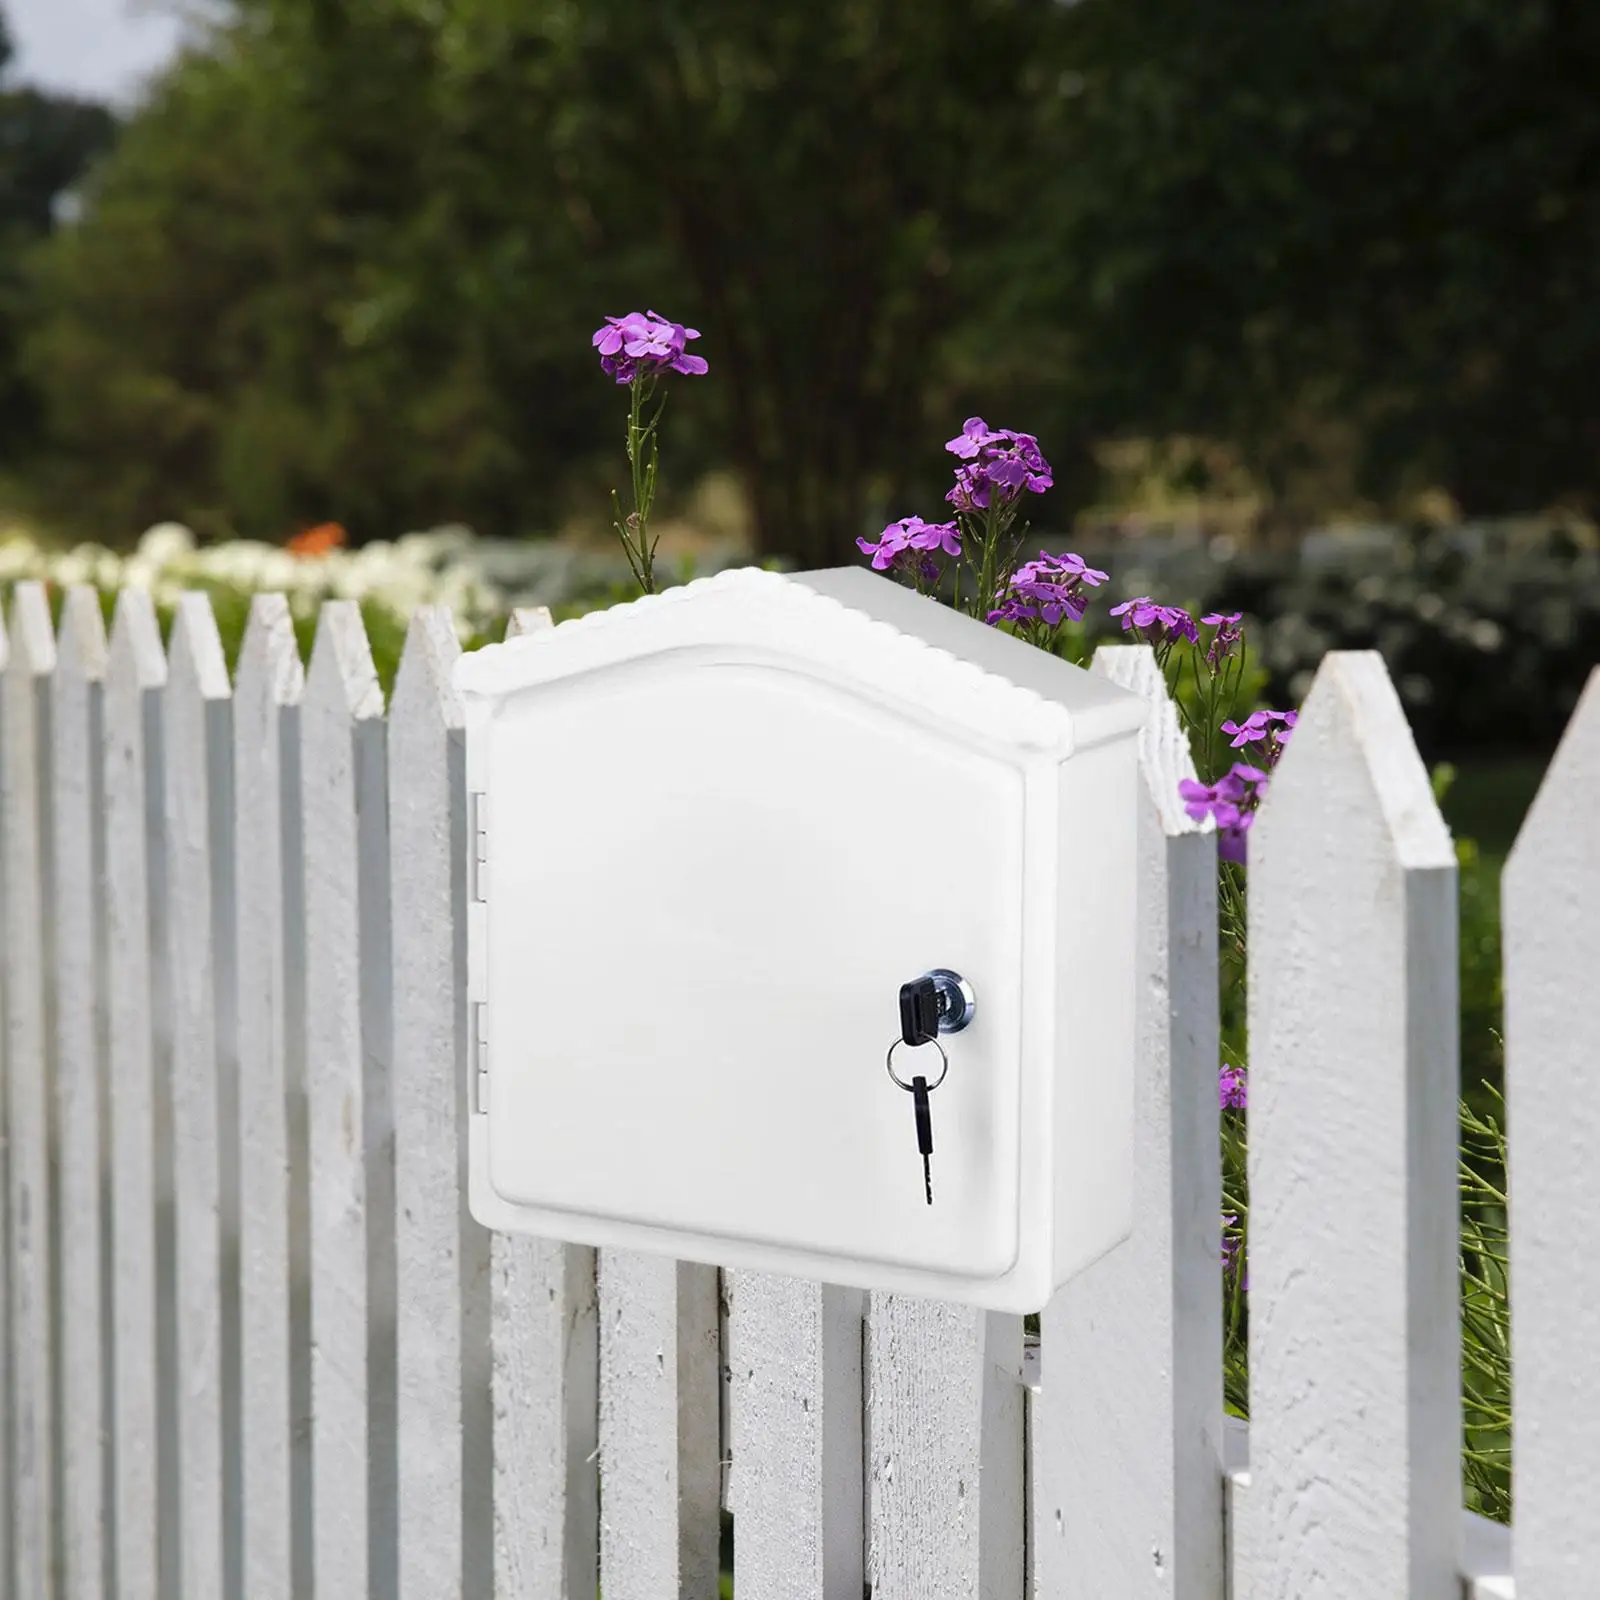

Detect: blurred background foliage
[1,0,1597,568]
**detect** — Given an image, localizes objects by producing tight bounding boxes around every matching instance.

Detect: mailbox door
[482,649,1028,1279]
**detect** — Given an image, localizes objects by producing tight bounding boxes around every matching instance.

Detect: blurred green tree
[18,0,1600,550]
[23,0,1076,555]
[0,8,117,468]
[1040,0,1600,521]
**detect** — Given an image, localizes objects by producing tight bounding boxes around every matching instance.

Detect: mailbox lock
[887,969,975,1207]
[899,969,975,1041]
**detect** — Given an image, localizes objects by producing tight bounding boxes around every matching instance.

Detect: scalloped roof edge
[455,564,1148,754]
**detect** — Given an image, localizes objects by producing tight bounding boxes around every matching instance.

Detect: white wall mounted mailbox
[454,565,1147,1313]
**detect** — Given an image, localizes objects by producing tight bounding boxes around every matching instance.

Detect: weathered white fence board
[727,1273,865,1599]
[4,584,1586,1600]
[1230,1425,1517,1598]
[1032,643,1224,1599]
[1504,666,1600,1599]
[1240,651,1459,1600]
[484,605,601,1600]
[390,606,492,1600]
[4,582,55,1599]
[0,599,9,1595]
[598,1252,722,1600]
[492,1236,600,1597]
[1461,1510,1515,1600]
[165,592,239,1598]
[52,588,109,1600]
[104,587,178,1600]
[865,1296,1025,1600]
[303,601,398,1598]
[234,595,311,1598]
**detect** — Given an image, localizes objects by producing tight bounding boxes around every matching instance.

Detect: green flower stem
[613,375,666,596]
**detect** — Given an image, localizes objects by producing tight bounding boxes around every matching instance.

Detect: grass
[1437,755,1546,864]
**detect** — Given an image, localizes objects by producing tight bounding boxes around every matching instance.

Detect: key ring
[885,1036,949,1093]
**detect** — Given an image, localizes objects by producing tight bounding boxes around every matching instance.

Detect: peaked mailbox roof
[455,564,1148,758]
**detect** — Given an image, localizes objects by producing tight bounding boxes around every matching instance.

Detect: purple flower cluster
[1219,1063,1248,1110]
[591,310,709,385]
[944,418,1053,513]
[1178,763,1270,864]
[1109,596,1200,646]
[1222,708,1298,767]
[857,515,963,575]
[1202,611,1244,667]
[989,551,1108,628]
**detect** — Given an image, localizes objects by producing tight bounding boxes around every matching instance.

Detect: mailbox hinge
[471,1001,490,1114]
[469,791,488,902]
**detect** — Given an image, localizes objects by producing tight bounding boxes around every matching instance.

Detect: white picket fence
[0,577,1595,1599]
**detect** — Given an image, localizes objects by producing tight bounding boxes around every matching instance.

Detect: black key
[899,977,940,1047]
[912,1074,934,1205]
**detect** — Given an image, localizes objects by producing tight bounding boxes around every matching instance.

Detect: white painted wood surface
[52,589,109,1600]
[3,582,55,1599]
[1230,1424,1517,1598]
[234,595,311,1598]
[1239,651,1459,1600]
[0,598,9,1596]
[597,1252,722,1600]
[865,1296,1024,1600]
[493,1236,600,1597]
[165,593,239,1598]
[1032,643,1224,1599]
[1461,1511,1515,1600]
[727,1273,864,1598]
[4,592,1582,1600]
[1504,666,1600,1600]
[104,587,177,1600]
[487,604,601,1600]
[390,606,492,1600]
[302,601,397,1598]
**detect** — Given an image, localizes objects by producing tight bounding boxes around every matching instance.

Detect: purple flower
[1221,709,1299,768]
[1201,611,1244,668]
[1219,1063,1248,1110]
[988,550,1109,628]
[1178,762,1270,863]
[943,418,1053,512]
[592,310,709,385]
[1110,596,1200,646]
[1221,1215,1246,1286]
[857,515,962,573]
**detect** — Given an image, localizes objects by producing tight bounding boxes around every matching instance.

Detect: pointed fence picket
[302,602,398,1599]
[165,592,239,1598]
[233,595,311,1599]
[104,588,180,1600]
[1030,642,1224,1600]
[1238,652,1460,1600]
[0,598,11,1595]
[4,582,56,1600]
[390,605,491,1600]
[52,590,109,1600]
[3,581,1599,1600]
[1503,667,1600,1599]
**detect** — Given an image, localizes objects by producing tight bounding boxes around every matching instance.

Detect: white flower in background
[137,523,197,566]
[0,521,749,643]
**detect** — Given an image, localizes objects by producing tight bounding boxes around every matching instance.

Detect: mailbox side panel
[1050,736,1138,1291]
